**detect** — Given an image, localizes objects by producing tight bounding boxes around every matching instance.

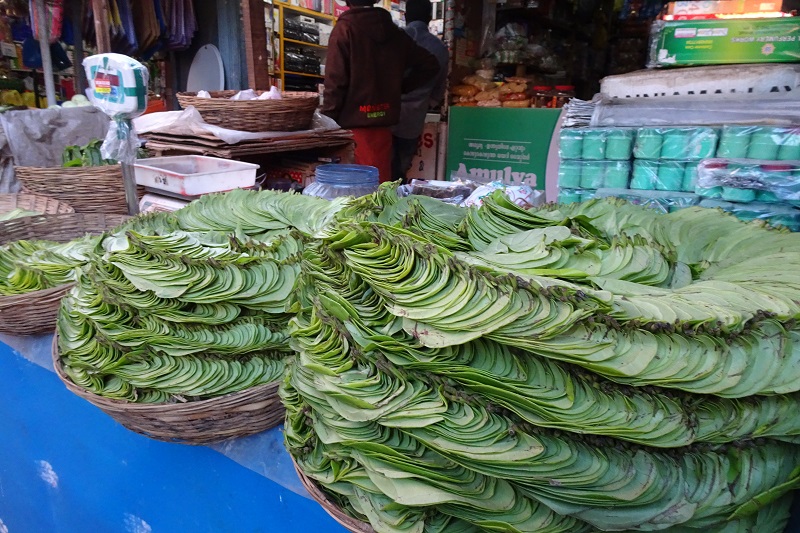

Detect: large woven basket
[176,90,320,133]
[0,193,74,216]
[0,213,128,335]
[14,165,140,215]
[52,335,285,444]
[293,458,376,533]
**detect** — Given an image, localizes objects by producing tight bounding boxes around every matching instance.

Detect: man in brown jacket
[321,0,440,182]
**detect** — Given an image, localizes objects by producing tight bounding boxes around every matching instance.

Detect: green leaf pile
[55,189,349,403]
[283,189,800,532]
[0,236,99,295]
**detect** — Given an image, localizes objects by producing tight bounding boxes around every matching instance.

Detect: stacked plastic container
[557,125,800,225]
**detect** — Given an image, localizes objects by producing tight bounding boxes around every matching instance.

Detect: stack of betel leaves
[55,189,349,403]
[0,236,100,295]
[283,187,800,532]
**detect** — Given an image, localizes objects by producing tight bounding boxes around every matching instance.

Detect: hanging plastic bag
[84,54,149,165]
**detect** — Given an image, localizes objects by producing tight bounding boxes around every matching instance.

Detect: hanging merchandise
[113,0,139,56]
[29,0,63,43]
[167,0,197,52]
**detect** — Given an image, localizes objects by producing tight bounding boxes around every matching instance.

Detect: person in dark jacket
[321,0,440,182]
[391,0,448,184]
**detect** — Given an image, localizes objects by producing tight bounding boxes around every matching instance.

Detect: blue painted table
[3,334,799,533]
[0,334,347,533]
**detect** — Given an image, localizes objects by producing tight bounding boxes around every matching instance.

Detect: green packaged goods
[717,126,751,158]
[579,162,605,189]
[682,162,700,192]
[604,129,634,160]
[656,161,685,191]
[649,18,800,67]
[557,160,582,188]
[581,130,606,160]
[721,186,757,203]
[604,161,631,188]
[631,160,657,189]
[757,190,780,203]
[747,127,782,160]
[557,189,582,203]
[559,129,583,159]
[690,128,719,159]
[778,129,800,161]
[660,129,691,160]
[634,128,662,159]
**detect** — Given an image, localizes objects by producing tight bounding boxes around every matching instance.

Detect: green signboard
[446,107,561,189]
[651,18,800,67]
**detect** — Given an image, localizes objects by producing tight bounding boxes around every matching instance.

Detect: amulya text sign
[446,107,561,188]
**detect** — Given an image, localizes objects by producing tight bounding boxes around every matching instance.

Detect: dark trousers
[391,135,419,184]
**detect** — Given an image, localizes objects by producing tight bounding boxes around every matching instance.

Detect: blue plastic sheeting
[0,337,347,532]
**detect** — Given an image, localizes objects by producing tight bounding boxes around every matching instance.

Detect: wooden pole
[91,0,112,53]
[71,0,86,94]
[241,0,269,89]
[33,0,57,107]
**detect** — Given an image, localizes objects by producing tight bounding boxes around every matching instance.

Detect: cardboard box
[649,18,800,67]
[667,1,790,19]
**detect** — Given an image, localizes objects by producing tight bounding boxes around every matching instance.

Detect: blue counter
[3,334,799,532]
[0,335,346,533]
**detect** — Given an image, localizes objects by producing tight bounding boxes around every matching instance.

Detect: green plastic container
[656,162,685,191]
[631,160,657,189]
[634,129,662,159]
[580,162,606,189]
[580,191,596,202]
[604,130,634,160]
[747,127,780,160]
[581,130,606,160]
[604,161,631,189]
[682,162,699,192]
[558,160,582,189]
[717,126,751,158]
[559,129,584,160]
[721,187,756,203]
[661,129,691,160]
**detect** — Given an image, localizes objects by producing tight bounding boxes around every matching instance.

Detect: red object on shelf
[60,77,75,100]
[144,98,168,114]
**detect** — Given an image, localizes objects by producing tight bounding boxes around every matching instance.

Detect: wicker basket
[176,90,320,133]
[293,458,376,533]
[14,165,141,215]
[0,213,128,335]
[0,193,74,216]
[52,335,286,444]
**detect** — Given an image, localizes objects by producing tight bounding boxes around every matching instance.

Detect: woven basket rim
[292,457,376,533]
[0,212,130,245]
[0,283,72,307]
[52,333,280,411]
[52,333,286,444]
[0,193,75,215]
[177,90,319,102]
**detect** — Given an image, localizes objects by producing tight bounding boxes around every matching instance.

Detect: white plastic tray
[134,155,259,197]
